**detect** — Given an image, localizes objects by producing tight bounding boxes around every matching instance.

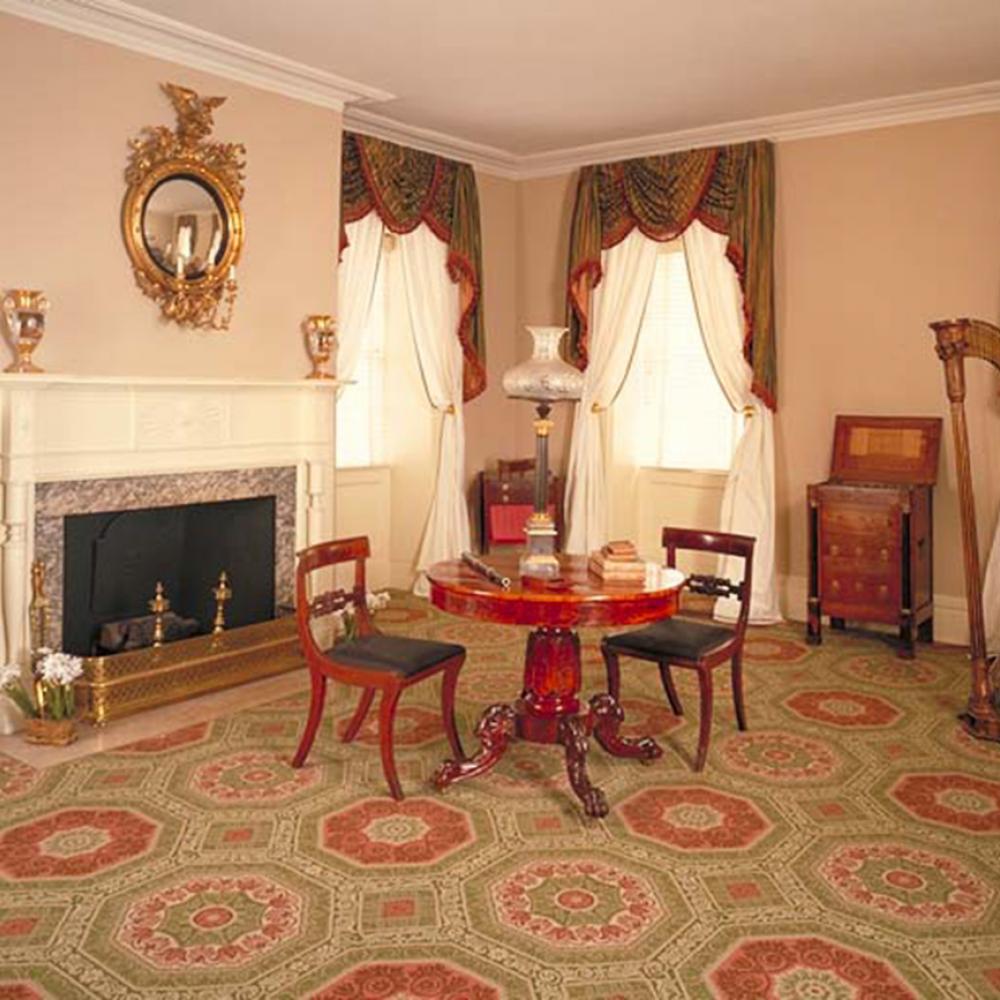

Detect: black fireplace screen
[62,496,276,655]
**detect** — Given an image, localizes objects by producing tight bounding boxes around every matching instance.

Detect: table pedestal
[432,626,662,817]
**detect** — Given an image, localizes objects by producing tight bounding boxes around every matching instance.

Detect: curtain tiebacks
[591,402,607,413]
[742,404,755,418]
[440,403,457,415]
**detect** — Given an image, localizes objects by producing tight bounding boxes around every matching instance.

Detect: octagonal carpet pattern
[1,594,999,998]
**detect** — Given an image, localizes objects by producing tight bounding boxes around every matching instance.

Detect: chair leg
[379,686,404,800]
[731,652,748,731]
[658,662,684,716]
[441,662,466,762]
[601,643,622,701]
[292,671,327,768]
[342,687,376,743]
[694,668,713,772]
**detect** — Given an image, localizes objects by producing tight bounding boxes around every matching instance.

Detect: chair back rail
[295,535,375,667]
[661,527,755,636]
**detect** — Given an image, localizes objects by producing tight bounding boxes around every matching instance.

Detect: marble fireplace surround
[35,466,297,648]
[0,374,338,734]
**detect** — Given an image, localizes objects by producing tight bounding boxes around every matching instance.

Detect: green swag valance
[341,132,486,401]
[566,140,776,409]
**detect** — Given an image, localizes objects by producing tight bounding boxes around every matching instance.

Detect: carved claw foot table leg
[558,715,608,818]
[589,692,663,763]
[432,702,516,791]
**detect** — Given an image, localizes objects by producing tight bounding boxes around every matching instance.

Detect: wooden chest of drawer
[807,416,941,658]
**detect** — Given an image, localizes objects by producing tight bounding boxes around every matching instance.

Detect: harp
[931,318,1000,741]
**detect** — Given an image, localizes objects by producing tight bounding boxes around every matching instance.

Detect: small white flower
[38,651,84,686]
[0,663,22,689]
[366,590,391,612]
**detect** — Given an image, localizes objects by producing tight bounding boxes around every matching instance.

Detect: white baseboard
[780,574,968,646]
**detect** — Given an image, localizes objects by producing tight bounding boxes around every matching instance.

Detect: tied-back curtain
[337,213,384,390]
[567,140,776,409]
[565,231,659,553]
[683,221,781,624]
[341,132,486,401]
[397,225,469,588]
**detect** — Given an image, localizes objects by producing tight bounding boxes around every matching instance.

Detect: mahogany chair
[291,536,466,799]
[600,527,755,771]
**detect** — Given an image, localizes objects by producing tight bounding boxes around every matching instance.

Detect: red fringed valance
[566,140,776,409]
[341,132,486,402]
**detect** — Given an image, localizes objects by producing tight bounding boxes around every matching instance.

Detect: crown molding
[4,0,998,173]
[344,107,521,179]
[358,80,1000,179]
[0,0,394,110]
[515,80,1000,178]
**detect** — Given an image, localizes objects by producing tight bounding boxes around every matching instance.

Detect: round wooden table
[427,554,684,817]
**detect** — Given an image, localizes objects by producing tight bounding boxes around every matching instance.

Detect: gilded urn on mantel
[2,289,49,373]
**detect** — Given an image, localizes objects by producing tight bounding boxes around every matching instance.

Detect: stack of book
[588,540,646,583]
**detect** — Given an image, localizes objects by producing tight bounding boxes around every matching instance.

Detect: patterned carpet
[1,593,999,998]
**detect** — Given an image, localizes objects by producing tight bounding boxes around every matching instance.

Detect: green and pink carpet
[0,594,998,997]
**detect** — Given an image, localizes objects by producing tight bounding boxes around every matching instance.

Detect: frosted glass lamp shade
[502,326,583,403]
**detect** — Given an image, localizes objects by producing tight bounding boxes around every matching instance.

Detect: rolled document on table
[461,552,511,589]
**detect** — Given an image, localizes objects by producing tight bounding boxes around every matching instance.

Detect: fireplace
[62,495,277,655]
[0,374,337,735]
[33,466,297,653]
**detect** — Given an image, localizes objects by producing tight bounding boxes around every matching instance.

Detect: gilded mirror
[122,83,245,330]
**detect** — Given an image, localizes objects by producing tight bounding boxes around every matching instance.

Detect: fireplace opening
[62,496,276,655]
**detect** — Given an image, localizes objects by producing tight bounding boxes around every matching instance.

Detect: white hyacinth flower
[38,651,84,686]
[0,663,22,689]
[366,590,391,612]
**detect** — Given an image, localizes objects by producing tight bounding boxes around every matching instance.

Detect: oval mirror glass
[141,175,228,280]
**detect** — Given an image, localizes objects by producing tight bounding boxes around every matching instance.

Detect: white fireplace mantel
[0,373,338,733]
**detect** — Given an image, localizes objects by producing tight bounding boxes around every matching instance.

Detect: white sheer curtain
[397,224,468,592]
[565,230,659,554]
[682,220,781,624]
[337,214,385,387]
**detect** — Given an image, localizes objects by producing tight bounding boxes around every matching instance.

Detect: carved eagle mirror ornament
[122,83,246,330]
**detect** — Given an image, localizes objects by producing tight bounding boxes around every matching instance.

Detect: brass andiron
[303,314,337,379]
[148,582,170,647]
[29,560,50,657]
[3,289,49,373]
[213,571,232,634]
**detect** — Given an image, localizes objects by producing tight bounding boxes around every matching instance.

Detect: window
[335,252,386,468]
[631,242,741,471]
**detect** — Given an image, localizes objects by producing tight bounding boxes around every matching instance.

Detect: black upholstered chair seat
[600,527,756,772]
[327,635,465,676]
[604,618,734,662]
[292,535,467,800]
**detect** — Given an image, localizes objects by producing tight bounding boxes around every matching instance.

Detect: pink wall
[0,14,340,380]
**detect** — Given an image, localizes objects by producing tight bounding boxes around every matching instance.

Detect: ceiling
[16,0,1000,169]
[118,0,1000,157]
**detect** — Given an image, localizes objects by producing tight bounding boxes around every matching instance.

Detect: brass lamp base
[520,512,560,579]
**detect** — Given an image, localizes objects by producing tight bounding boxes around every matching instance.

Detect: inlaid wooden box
[807,415,942,657]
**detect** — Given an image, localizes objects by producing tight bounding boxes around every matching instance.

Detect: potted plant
[334,590,391,641]
[1,649,84,745]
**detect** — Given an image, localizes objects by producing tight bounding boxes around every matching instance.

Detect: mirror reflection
[142,175,227,280]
